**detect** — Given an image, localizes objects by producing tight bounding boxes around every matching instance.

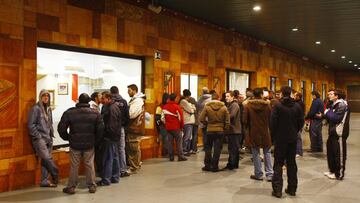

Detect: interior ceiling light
[292,27,298,32]
[253,5,261,11]
[341,56,346,59]
[349,61,353,63]
[354,64,358,67]
[331,49,336,53]
[315,41,321,45]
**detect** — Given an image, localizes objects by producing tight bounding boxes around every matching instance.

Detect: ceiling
[157,0,360,70]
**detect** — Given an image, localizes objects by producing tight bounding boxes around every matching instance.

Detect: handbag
[336,111,347,137]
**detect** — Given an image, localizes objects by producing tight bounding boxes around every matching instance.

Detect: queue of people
[27,84,350,198]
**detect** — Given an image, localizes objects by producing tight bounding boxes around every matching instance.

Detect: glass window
[322,84,327,100]
[270,77,277,92]
[37,47,143,146]
[227,70,249,95]
[181,73,198,100]
[311,82,316,91]
[288,79,293,88]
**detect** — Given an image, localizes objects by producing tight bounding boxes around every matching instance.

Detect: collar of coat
[246,99,270,105]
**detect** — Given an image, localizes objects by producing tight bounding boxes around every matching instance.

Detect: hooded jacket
[226,100,242,134]
[325,99,350,138]
[179,98,196,125]
[102,100,122,142]
[28,90,54,143]
[199,100,230,132]
[270,97,304,145]
[58,103,104,150]
[112,93,130,127]
[243,99,272,148]
[127,92,146,135]
[197,94,212,128]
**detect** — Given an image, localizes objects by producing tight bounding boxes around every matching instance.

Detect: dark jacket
[226,100,242,134]
[58,103,104,150]
[112,93,130,127]
[102,101,122,142]
[28,90,54,143]
[243,99,272,148]
[162,101,184,131]
[295,99,305,116]
[306,98,324,120]
[199,100,230,132]
[271,97,304,144]
[325,99,350,138]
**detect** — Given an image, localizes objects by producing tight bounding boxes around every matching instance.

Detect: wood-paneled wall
[0,0,335,192]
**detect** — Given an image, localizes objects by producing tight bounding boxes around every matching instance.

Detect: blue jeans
[296,129,303,156]
[191,125,199,152]
[101,140,120,185]
[310,119,323,151]
[119,127,127,173]
[33,139,58,185]
[183,124,193,153]
[251,147,273,178]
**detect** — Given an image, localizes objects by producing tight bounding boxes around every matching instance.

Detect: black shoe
[285,188,296,196]
[52,175,59,185]
[63,187,75,195]
[272,191,282,198]
[211,167,220,172]
[111,179,119,183]
[178,157,187,161]
[120,172,130,177]
[222,165,235,170]
[250,175,263,181]
[184,153,191,157]
[202,166,212,172]
[96,181,110,186]
[88,185,96,193]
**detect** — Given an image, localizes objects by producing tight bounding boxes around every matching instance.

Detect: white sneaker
[324,171,331,176]
[326,173,336,179]
[296,154,301,158]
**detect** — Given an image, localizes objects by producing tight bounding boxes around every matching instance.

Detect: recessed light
[358,67,360,70]
[315,41,321,45]
[253,5,261,11]
[349,61,353,63]
[355,64,358,67]
[341,56,346,59]
[331,49,336,53]
[292,28,298,32]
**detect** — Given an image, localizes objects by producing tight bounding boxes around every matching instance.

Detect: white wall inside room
[37,47,142,146]
[228,71,249,95]
[180,73,198,100]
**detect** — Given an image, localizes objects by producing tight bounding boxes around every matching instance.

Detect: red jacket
[162,101,184,130]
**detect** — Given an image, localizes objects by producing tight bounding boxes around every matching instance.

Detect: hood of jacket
[198,94,212,103]
[280,97,295,107]
[247,99,270,111]
[133,92,146,99]
[38,89,50,105]
[112,93,124,101]
[207,100,225,111]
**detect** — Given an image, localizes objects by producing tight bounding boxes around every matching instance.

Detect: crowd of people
[27,83,350,198]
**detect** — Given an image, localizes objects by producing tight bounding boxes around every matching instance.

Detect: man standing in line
[223,91,241,170]
[323,89,350,180]
[28,89,59,187]
[305,91,324,152]
[197,87,212,149]
[58,93,104,194]
[271,86,304,198]
[199,93,230,172]
[110,86,131,177]
[98,92,122,185]
[90,92,102,112]
[126,84,146,173]
[243,88,273,181]
[179,89,196,156]
[162,93,187,161]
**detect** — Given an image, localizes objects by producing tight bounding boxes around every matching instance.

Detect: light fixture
[253,5,261,11]
[349,61,353,63]
[315,41,321,45]
[341,56,346,59]
[331,49,336,53]
[355,64,358,67]
[292,27,298,32]
[358,67,360,70]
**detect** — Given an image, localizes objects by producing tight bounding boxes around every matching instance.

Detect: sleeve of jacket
[270,104,279,137]
[129,98,143,119]
[108,105,121,139]
[27,106,42,140]
[57,111,70,141]
[178,106,184,129]
[325,103,346,124]
[242,105,249,127]
[229,103,239,120]
[95,113,104,144]
[199,105,207,125]
[224,108,230,130]
[180,100,194,114]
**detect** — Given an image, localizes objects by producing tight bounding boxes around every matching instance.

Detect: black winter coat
[102,101,122,142]
[58,103,104,150]
[270,97,304,144]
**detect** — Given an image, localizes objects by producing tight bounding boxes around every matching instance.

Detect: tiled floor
[0,113,359,203]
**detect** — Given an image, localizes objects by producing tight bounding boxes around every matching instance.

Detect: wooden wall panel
[0,0,340,192]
